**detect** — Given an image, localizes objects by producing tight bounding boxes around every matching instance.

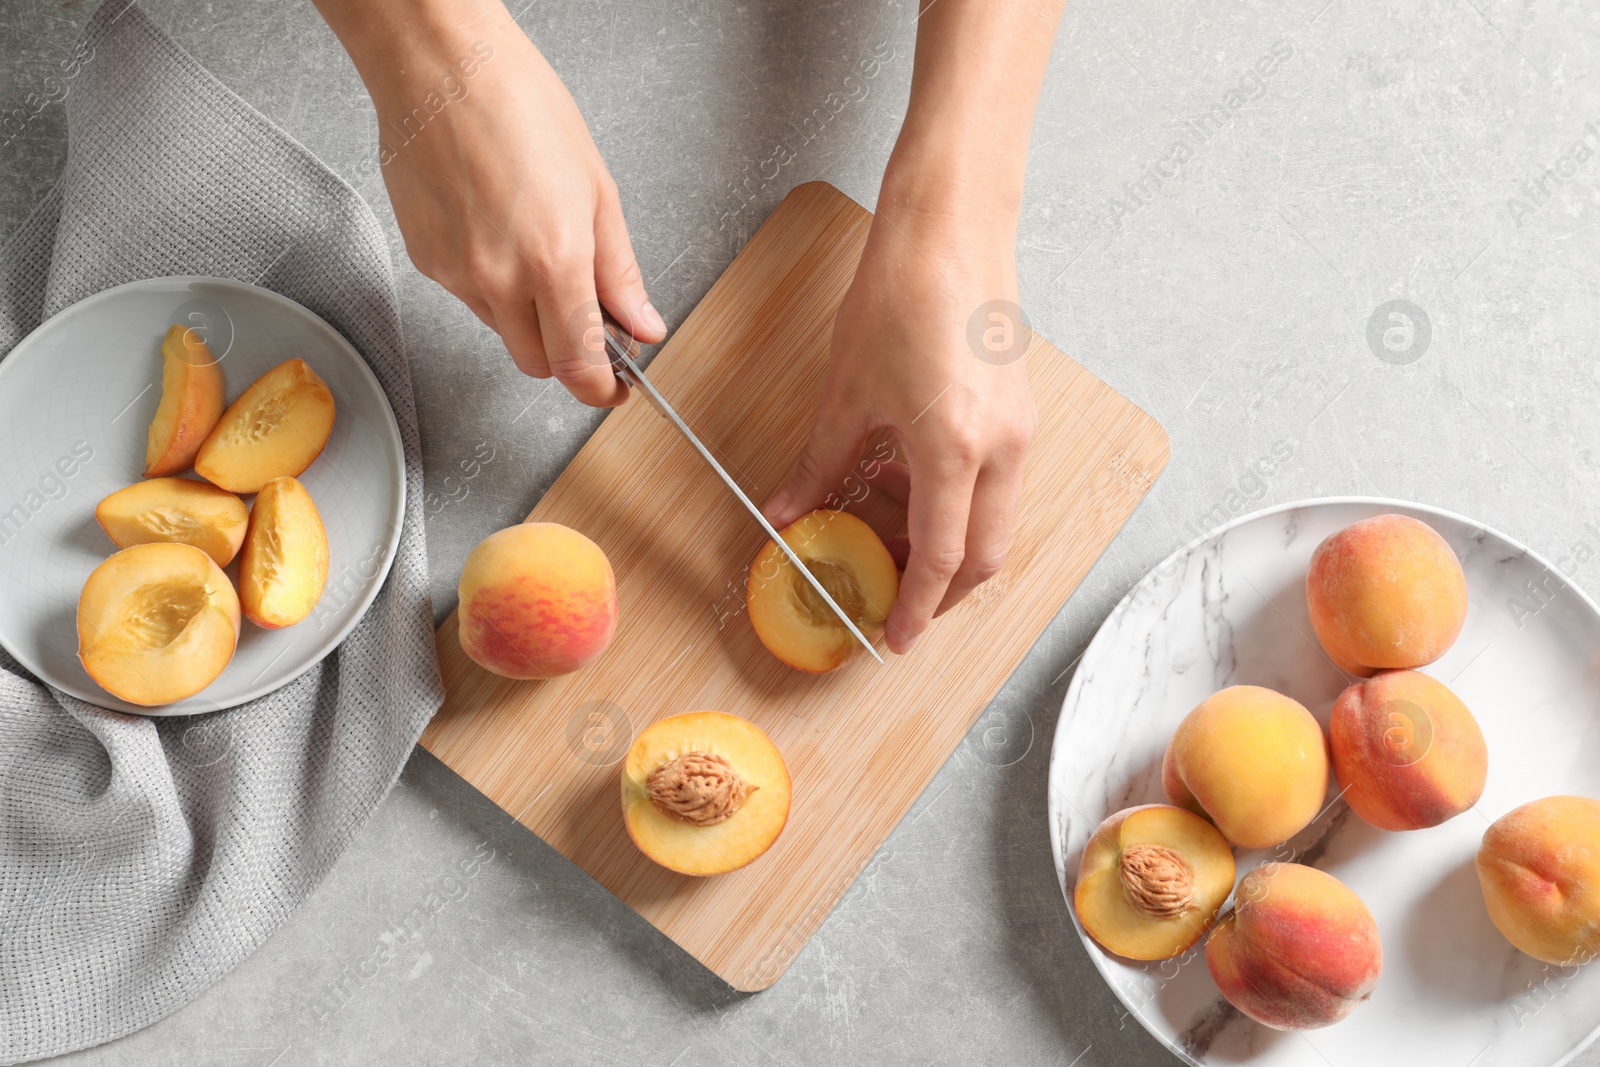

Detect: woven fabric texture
[0,2,444,1060]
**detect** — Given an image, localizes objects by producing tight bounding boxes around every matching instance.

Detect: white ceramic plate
[0,277,405,715]
[1049,497,1600,1067]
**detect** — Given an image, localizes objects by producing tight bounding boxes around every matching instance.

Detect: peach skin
[1306,514,1467,676]
[1206,862,1383,1030]
[145,324,225,477]
[1330,669,1486,831]
[458,522,617,679]
[1162,685,1330,849]
[1477,796,1600,966]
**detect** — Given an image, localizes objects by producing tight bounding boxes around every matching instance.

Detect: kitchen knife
[600,316,884,665]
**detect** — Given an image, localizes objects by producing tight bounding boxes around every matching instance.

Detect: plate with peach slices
[0,277,405,714]
[1049,498,1600,1067]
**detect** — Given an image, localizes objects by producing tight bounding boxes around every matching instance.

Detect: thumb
[763,405,870,529]
[593,182,667,343]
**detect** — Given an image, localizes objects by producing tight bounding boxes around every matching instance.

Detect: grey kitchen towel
[0,2,445,1061]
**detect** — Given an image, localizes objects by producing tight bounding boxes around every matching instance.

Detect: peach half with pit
[1307,513,1468,676]
[1206,862,1383,1030]
[457,522,617,679]
[746,509,899,673]
[1330,669,1487,831]
[1162,685,1330,849]
[1476,795,1600,966]
[238,476,329,629]
[145,324,225,477]
[621,711,791,876]
[1074,804,1236,960]
[95,477,249,568]
[77,542,241,706]
[194,358,335,494]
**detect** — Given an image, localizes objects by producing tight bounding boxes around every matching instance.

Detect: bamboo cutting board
[421,181,1168,990]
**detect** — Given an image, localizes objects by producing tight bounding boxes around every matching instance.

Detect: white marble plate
[0,277,405,715]
[1048,497,1600,1066]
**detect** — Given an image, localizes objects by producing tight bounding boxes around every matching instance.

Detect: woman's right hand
[319,0,666,404]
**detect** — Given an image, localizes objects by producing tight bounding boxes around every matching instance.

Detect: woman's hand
[316,0,666,405]
[762,182,1037,654]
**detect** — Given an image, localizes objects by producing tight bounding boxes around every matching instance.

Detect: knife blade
[600,316,884,665]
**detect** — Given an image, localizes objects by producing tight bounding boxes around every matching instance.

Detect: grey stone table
[5,0,1599,1063]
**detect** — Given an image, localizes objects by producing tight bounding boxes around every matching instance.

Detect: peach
[95,477,249,567]
[1306,514,1467,676]
[1163,686,1330,849]
[238,477,329,629]
[194,358,335,493]
[621,711,792,876]
[1074,804,1236,960]
[1206,862,1383,1030]
[1330,669,1486,831]
[145,324,225,477]
[1476,796,1600,966]
[458,522,617,679]
[746,509,899,673]
[77,542,241,706]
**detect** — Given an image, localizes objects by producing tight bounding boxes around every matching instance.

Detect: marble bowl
[1049,497,1600,1066]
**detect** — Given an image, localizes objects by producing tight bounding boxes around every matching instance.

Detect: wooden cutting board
[420,181,1168,990]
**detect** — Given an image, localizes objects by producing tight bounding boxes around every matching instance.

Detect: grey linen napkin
[0,2,445,1060]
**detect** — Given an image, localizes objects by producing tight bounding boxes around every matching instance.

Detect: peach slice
[95,477,249,567]
[1307,514,1467,676]
[458,522,617,679]
[238,477,329,629]
[145,324,225,477]
[1163,685,1330,849]
[77,542,241,706]
[194,358,335,493]
[1330,669,1487,831]
[1207,863,1383,1030]
[1074,804,1236,960]
[1476,795,1600,966]
[621,711,791,876]
[746,509,899,673]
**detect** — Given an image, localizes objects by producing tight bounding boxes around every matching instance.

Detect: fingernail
[642,300,666,335]
[762,488,791,523]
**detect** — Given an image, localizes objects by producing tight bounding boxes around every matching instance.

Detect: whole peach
[1206,862,1383,1030]
[1330,670,1487,831]
[1306,514,1467,676]
[458,522,617,679]
[1162,686,1330,849]
[1476,796,1600,966]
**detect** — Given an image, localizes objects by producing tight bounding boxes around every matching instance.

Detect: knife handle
[599,311,641,377]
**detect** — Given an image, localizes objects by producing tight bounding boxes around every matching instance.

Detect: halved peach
[77,542,241,706]
[146,324,226,477]
[95,477,249,567]
[1075,804,1236,960]
[238,477,329,629]
[621,711,791,876]
[746,509,898,672]
[194,358,335,493]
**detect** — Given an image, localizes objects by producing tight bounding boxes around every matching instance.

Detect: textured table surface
[4,0,1598,1064]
